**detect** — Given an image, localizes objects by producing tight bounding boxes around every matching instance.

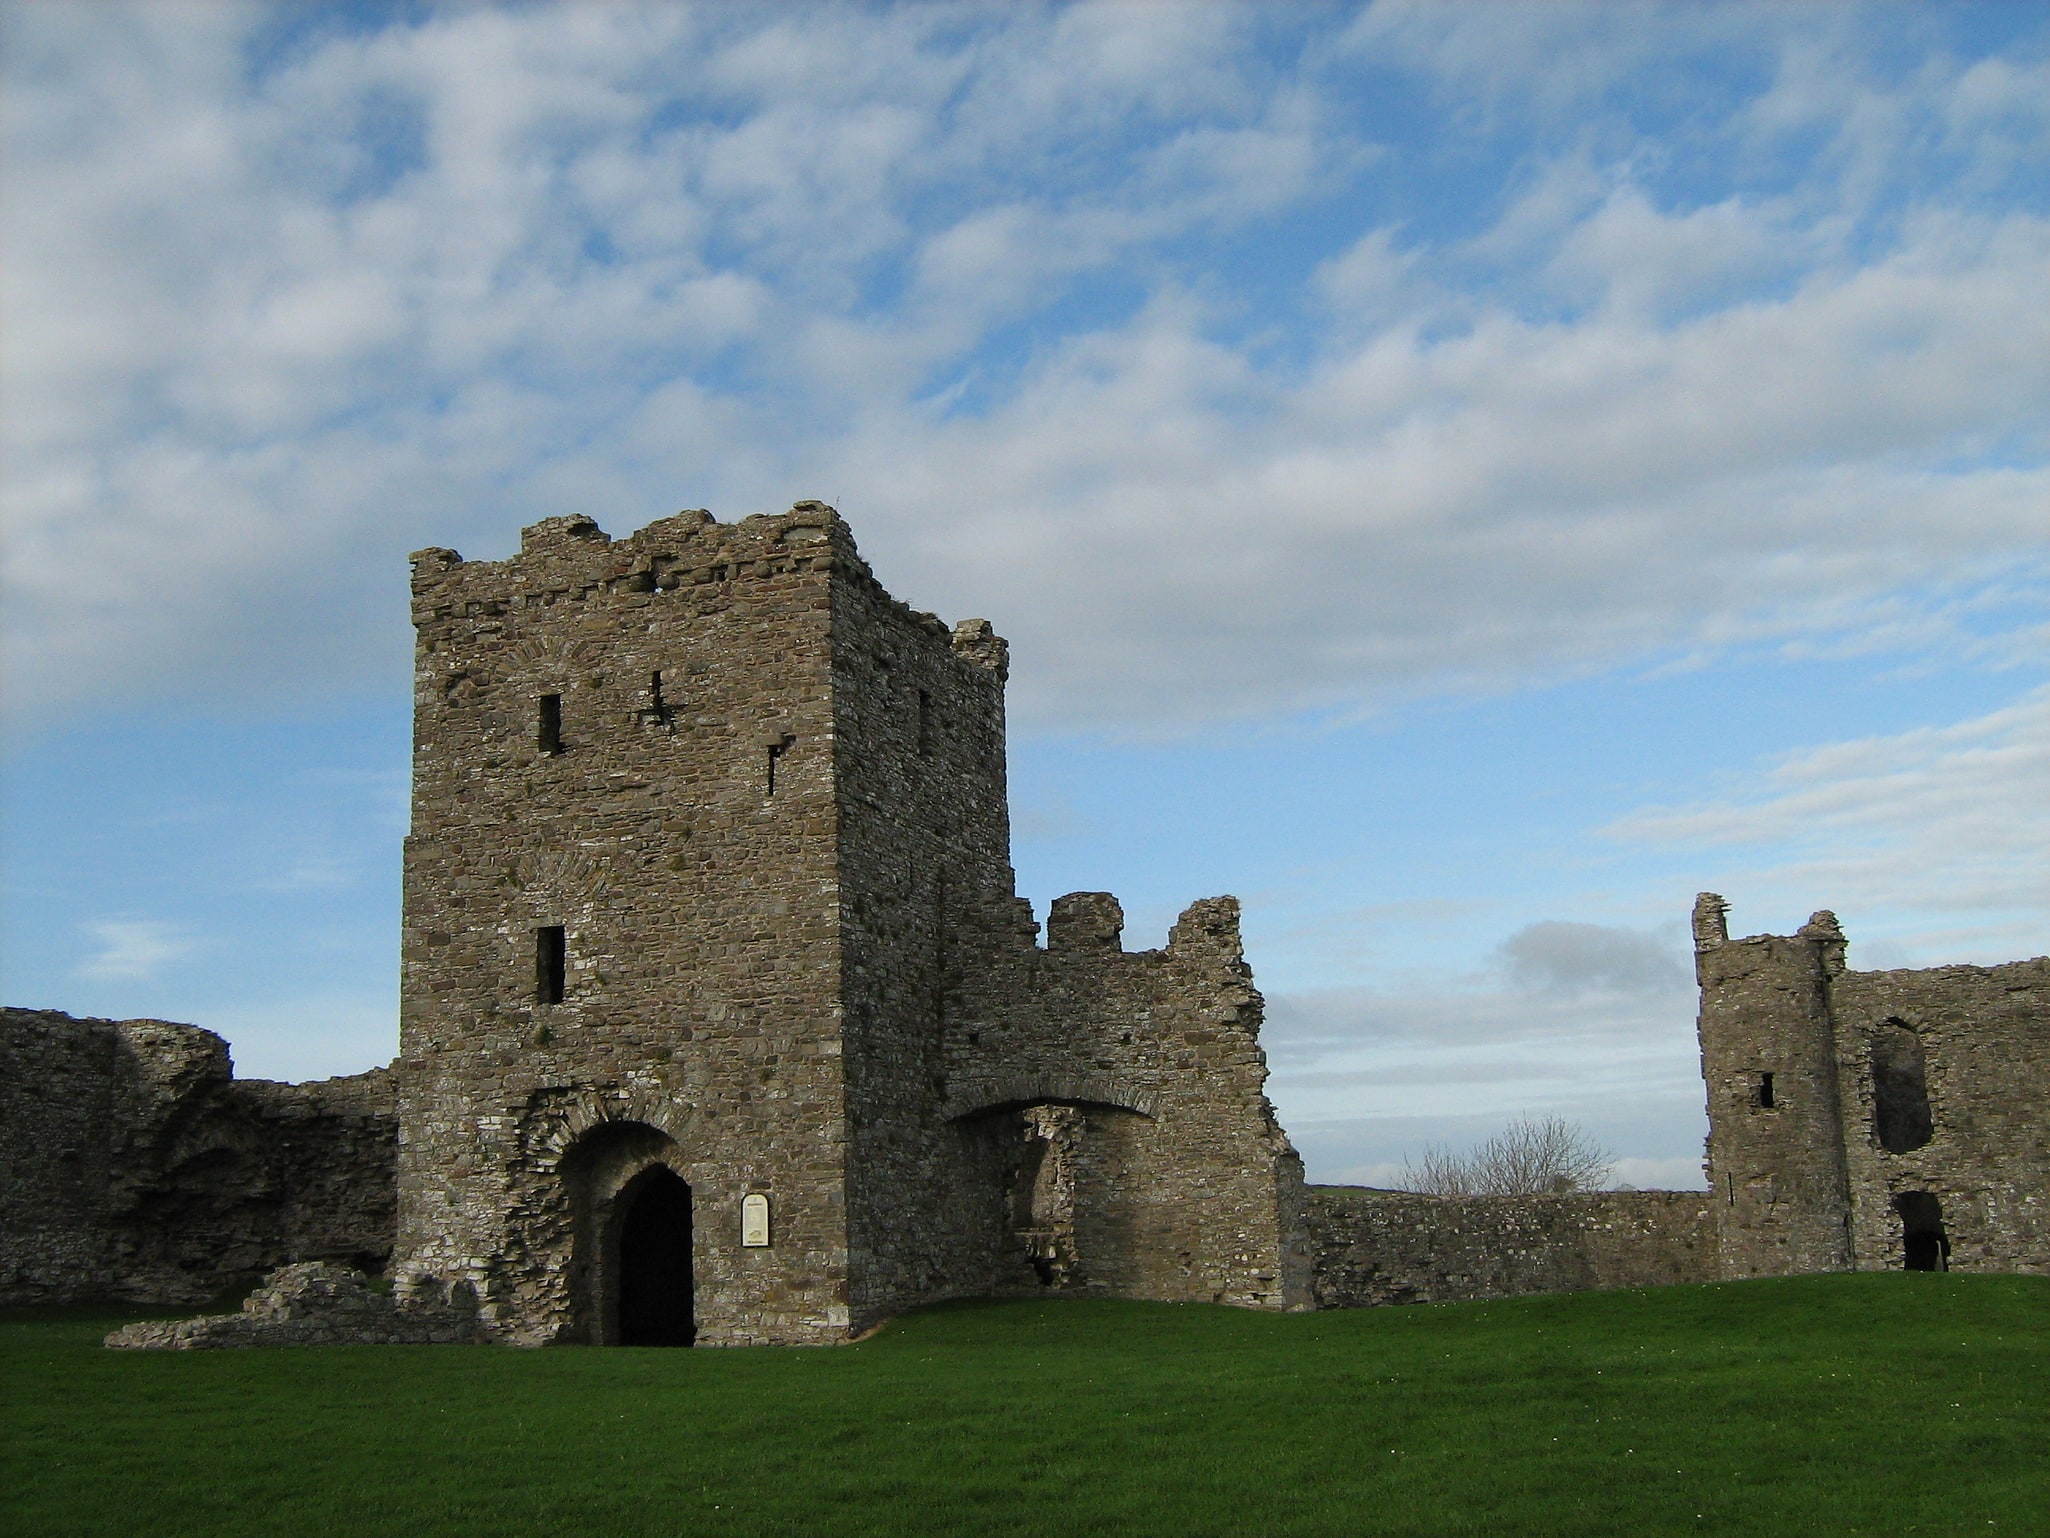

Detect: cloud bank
[5,1,2044,735]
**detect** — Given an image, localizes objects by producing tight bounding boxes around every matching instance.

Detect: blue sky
[4,1,2045,1187]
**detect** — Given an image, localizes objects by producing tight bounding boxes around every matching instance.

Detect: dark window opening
[1871,1022,1934,1154]
[767,734,794,795]
[1757,1072,1776,1109]
[1894,1191,1950,1272]
[536,925,566,1004]
[537,693,564,755]
[615,1166,695,1345]
[643,671,673,727]
[917,689,934,758]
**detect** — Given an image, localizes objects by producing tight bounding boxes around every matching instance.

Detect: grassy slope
[2,1274,2043,1538]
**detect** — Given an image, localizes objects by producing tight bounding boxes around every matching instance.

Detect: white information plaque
[740,1192,771,1248]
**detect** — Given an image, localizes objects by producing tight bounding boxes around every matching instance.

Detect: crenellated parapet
[408,502,859,624]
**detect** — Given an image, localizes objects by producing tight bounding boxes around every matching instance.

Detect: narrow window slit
[767,735,794,795]
[1758,1072,1775,1109]
[643,671,673,728]
[917,689,933,758]
[537,693,564,755]
[536,925,567,1004]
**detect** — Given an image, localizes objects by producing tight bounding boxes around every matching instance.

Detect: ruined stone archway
[556,1119,694,1345]
[953,1097,1156,1295]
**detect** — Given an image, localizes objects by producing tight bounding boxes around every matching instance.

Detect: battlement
[407,503,1007,682]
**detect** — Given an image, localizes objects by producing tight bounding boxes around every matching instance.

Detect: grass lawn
[2,1273,2043,1537]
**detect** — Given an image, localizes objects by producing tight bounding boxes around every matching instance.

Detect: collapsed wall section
[0,1007,395,1305]
[939,893,1313,1312]
[1305,1188,1718,1307]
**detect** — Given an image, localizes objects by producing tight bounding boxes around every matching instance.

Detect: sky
[3,0,2045,1190]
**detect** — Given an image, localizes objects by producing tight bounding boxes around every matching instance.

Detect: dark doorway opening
[616,1165,695,1345]
[1894,1191,1950,1272]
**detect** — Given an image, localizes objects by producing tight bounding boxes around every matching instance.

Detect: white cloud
[1496,920,1690,996]
[75,918,200,983]
[2,2,2043,741]
[1608,685,2050,962]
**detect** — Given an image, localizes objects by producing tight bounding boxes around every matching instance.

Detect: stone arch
[942,1073,1158,1123]
[949,1088,1159,1297]
[546,1107,696,1345]
[525,1085,694,1169]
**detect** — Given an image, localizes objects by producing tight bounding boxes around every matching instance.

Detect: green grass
[3,1274,2044,1537]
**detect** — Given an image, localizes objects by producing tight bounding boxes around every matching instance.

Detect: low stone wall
[0,1007,398,1305]
[106,1262,480,1350]
[1306,1186,1719,1308]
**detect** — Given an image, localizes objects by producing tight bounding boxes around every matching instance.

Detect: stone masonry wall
[1694,898,1858,1278]
[0,1007,395,1305]
[1306,1187,1719,1308]
[400,507,853,1345]
[940,892,1313,1311]
[1695,897,2049,1280]
[825,554,1309,1322]
[827,562,1018,1324]
[1827,958,2049,1273]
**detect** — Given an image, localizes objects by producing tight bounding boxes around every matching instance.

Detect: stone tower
[397,504,1308,1345]
[1693,894,1855,1278]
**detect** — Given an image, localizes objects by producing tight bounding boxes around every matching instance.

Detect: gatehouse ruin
[2,503,2043,1345]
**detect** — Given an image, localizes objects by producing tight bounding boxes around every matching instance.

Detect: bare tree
[1396,1141,1475,1195]
[1399,1115,1614,1196]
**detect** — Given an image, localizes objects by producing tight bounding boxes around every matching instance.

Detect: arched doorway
[614,1164,695,1345]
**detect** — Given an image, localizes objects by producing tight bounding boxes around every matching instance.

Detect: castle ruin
[3,504,2043,1343]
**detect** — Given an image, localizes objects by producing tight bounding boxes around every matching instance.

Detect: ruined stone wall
[1696,896,2049,1280]
[1306,1187,1719,1308]
[1826,958,2049,1273]
[400,507,854,1344]
[0,1007,395,1304]
[943,893,1313,1311]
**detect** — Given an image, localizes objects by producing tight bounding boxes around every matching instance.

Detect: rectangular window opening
[536,925,567,1004]
[1758,1071,1775,1109]
[642,671,674,729]
[537,693,563,755]
[767,735,794,795]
